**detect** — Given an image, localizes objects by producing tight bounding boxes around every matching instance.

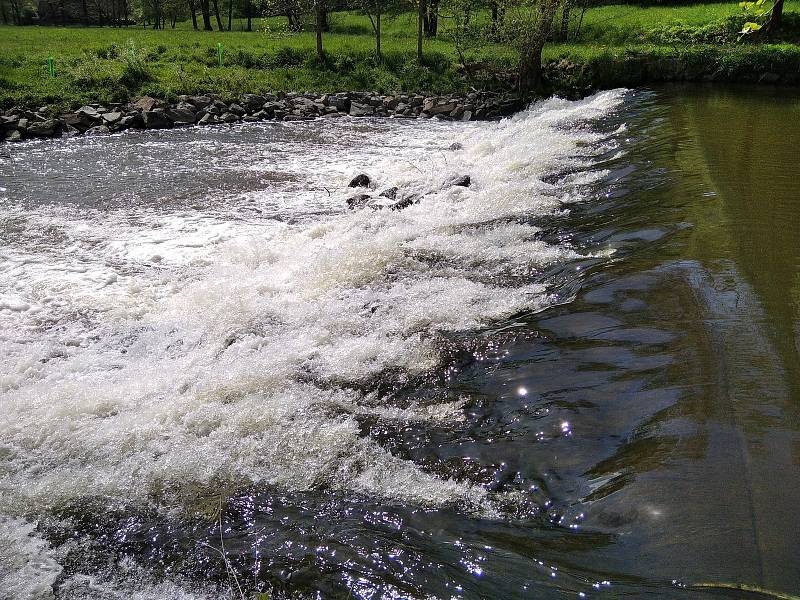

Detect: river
[1,86,799,599]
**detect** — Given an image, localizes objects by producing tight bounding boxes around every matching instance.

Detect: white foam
[0,91,626,525]
[0,517,62,600]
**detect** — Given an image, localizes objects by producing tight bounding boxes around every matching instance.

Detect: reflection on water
[1,86,800,599]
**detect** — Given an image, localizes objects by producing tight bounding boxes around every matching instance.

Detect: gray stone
[328,96,351,112]
[448,142,463,151]
[119,114,143,129]
[85,125,111,136]
[165,107,196,124]
[101,111,123,124]
[26,119,60,137]
[133,96,160,112]
[240,94,266,111]
[428,102,457,116]
[187,95,214,110]
[228,103,247,116]
[142,111,172,129]
[4,129,21,142]
[77,105,100,119]
[197,113,216,125]
[220,112,239,123]
[349,103,374,117]
[460,111,473,122]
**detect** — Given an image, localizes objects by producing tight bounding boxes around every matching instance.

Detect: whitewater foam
[0,90,626,596]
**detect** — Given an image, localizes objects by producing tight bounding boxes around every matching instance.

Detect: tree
[200,0,212,29]
[498,0,562,93]
[359,0,401,63]
[211,0,223,28]
[188,0,198,28]
[417,0,424,63]
[313,0,326,59]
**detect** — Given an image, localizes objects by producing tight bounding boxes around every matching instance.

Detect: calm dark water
[1,86,799,599]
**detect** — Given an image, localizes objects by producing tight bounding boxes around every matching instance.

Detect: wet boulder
[348,174,371,188]
[448,142,463,151]
[85,125,111,136]
[378,187,398,200]
[346,193,372,209]
[446,174,471,188]
[390,196,415,211]
[142,111,172,129]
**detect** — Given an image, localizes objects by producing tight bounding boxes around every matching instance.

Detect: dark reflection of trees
[677,87,800,408]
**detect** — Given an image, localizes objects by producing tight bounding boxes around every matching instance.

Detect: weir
[1,87,799,599]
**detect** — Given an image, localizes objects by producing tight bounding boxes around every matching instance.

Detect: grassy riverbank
[1,1,799,108]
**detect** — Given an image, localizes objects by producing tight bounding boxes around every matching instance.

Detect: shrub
[119,41,154,89]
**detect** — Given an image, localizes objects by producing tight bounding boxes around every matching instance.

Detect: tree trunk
[315,1,324,60]
[375,5,381,63]
[427,0,438,36]
[417,0,423,63]
[518,0,560,94]
[189,0,198,29]
[246,0,252,31]
[491,3,498,34]
[560,0,571,41]
[0,1,8,23]
[212,0,223,29]
[227,0,232,30]
[201,0,212,29]
[767,0,784,36]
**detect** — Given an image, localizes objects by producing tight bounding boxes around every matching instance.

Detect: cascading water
[5,86,800,600]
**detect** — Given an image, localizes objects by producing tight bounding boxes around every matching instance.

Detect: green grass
[1,2,798,109]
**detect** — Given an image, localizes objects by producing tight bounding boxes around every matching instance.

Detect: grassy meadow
[1,1,799,108]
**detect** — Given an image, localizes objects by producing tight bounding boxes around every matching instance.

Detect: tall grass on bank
[1,1,799,108]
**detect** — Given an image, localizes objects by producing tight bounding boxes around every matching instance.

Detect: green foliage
[119,40,154,87]
[1,0,800,108]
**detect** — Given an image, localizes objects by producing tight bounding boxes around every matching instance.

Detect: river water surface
[1,86,799,599]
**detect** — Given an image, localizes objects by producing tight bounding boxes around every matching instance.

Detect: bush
[119,42,154,89]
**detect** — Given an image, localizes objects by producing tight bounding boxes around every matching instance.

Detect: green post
[47,56,55,78]
[216,43,223,67]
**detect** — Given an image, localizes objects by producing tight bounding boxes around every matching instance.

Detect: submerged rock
[348,174,371,188]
